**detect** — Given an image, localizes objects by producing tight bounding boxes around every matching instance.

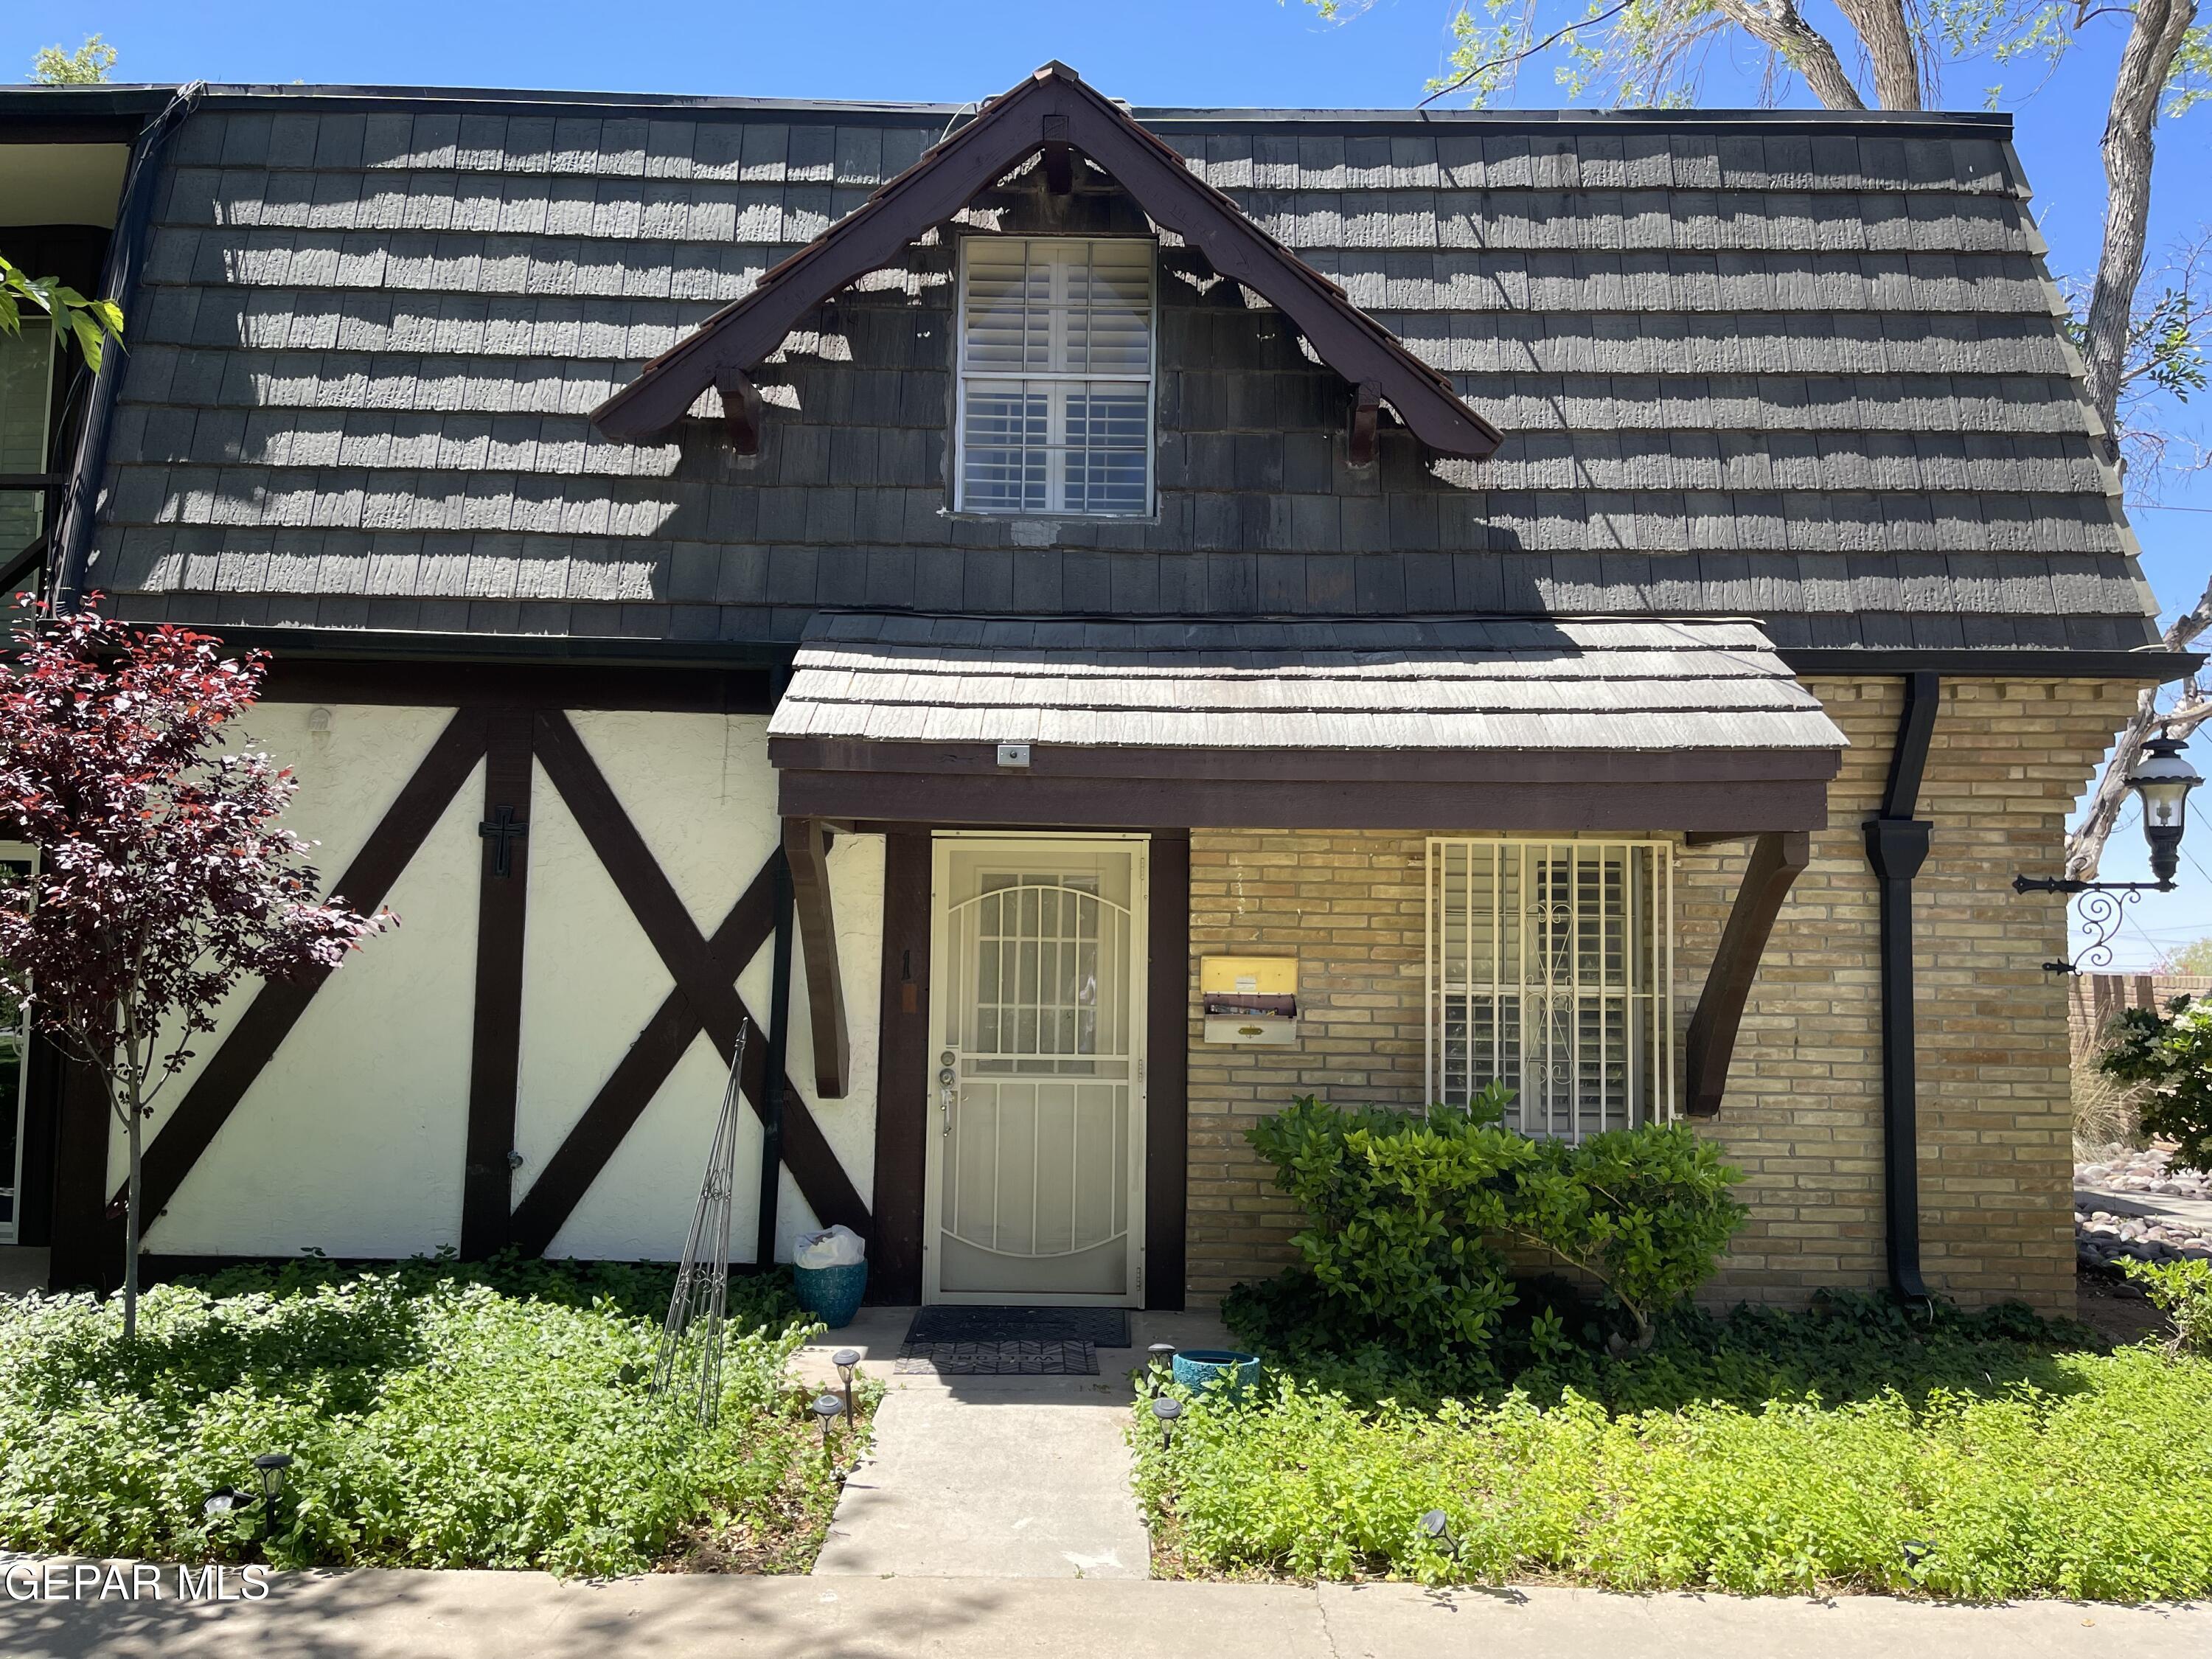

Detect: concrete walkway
[9,1565,2209,1658]
[799,1306,1231,1579]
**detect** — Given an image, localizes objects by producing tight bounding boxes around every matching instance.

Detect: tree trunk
[1831,0,1924,108]
[123,1082,141,1342]
[1715,0,1869,109]
[2080,0,2200,445]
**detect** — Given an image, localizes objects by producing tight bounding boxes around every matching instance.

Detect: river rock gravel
[2076,1147,2212,1276]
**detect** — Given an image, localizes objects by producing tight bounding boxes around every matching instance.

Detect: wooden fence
[2070,973,2212,1060]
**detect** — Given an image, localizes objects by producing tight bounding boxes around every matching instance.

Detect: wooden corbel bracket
[782,815,851,1100]
[714,369,764,456]
[1683,830,1812,1117]
[1348,380,1382,467]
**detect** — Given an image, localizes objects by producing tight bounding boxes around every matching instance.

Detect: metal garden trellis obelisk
[652,1018,749,1426]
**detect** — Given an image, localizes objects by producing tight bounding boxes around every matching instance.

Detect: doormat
[903,1305,1133,1348]
[895,1339,1098,1376]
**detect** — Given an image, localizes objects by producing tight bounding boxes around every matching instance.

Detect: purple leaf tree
[0,600,392,1337]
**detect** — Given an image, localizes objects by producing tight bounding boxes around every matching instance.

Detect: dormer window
[956,236,1154,516]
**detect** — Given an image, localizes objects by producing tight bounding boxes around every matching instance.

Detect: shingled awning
[767,613,1846,830]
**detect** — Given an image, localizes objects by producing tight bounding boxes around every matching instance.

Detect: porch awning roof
[767,613,1848,832]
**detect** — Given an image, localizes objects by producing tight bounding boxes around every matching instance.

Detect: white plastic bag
[794,1223,866,1268]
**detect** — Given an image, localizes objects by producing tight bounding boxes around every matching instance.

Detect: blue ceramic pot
[793,1261,867,1329]
[1172,1348,1262,1398]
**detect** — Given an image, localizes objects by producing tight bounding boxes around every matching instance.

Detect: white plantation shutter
[958,238,1154,515]
[1426,839,1676,1138]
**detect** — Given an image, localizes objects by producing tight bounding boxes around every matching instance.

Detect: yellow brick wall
[1182,676,2147,1314]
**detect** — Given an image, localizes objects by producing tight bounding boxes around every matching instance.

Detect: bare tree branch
[1419,0,1635,108]
[1833,0,1929,106]
[1714,0,1872,106]
[2080,0,2202,443]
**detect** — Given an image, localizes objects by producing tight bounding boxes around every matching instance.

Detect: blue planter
[793,1261,867,1329]
[1172,1349,1262,1399]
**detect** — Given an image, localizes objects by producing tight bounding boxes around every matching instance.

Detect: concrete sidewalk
[800,1305,1231,1579]
[7,1567,2208,1658]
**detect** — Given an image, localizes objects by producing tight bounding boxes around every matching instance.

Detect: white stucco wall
[127,703,886,1265]
[142,705,477,1255]
[536,712,883,1263]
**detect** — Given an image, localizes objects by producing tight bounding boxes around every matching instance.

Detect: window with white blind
[1426,839,1675,1138]
[956,237,1154,516]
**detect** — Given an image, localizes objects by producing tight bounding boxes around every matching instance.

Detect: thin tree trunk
[2080,0,2200,445]
[123,1079,142,1342]
[1715,0,1870,108]
[1831,0,1924,108]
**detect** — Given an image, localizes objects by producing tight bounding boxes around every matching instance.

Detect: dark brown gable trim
[111,707,493,1243]
[590,62,1502,459]
[1682,830,1812,1116]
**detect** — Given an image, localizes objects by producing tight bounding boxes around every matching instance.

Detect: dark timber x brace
[64,698,865,1284]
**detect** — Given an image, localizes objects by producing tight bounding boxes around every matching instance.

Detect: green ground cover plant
[0,1256,868,1577]
[1135,1298,2212,1600]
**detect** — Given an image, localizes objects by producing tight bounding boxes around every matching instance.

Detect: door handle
[938,1062,957,1135]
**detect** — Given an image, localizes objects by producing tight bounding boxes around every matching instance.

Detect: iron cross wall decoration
[479,805,529,877]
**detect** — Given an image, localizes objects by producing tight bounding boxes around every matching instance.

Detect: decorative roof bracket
[1348,381,1382,468]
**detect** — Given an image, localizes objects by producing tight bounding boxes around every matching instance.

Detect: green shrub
[1245,1091,1533,1354]
[2124,1256,2212,1357]
[1506,1124,1749,1346]
[0,1262,845,1577]
[1134,1343,2212,1600]
[2099,995,2212,1170]
[1242,1095,1747,1360]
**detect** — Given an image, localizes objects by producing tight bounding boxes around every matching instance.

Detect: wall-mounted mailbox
[1201,956,1298,1046]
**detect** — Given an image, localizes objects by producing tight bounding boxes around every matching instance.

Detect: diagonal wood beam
[530,709,867,1233]
[116,707,492,1231]
[507,860,779,1256]
[782,816,849,1099]
[1683,830,1811,1118]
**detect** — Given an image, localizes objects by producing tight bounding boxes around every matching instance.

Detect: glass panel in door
[929,838,1144,1301]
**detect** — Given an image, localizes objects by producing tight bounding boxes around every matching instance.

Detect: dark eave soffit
[588,61,1504,459]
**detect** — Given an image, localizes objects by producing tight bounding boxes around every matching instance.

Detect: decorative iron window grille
[1425,838,1676,1138]
[955,237,1155,516]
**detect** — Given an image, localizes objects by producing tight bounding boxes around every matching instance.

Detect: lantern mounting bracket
[2009,875,2172,975]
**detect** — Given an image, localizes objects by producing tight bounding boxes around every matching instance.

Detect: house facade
[0,66,2180,1314]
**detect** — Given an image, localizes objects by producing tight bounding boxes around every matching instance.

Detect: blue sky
[8,1,2210,963]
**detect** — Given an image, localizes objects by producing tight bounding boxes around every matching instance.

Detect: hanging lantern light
[2129,733,2202,886]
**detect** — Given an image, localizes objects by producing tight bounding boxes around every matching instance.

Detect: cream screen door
[925,835,1147,1304]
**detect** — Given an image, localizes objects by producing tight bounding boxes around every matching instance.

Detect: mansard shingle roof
[49,80,2162,655]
